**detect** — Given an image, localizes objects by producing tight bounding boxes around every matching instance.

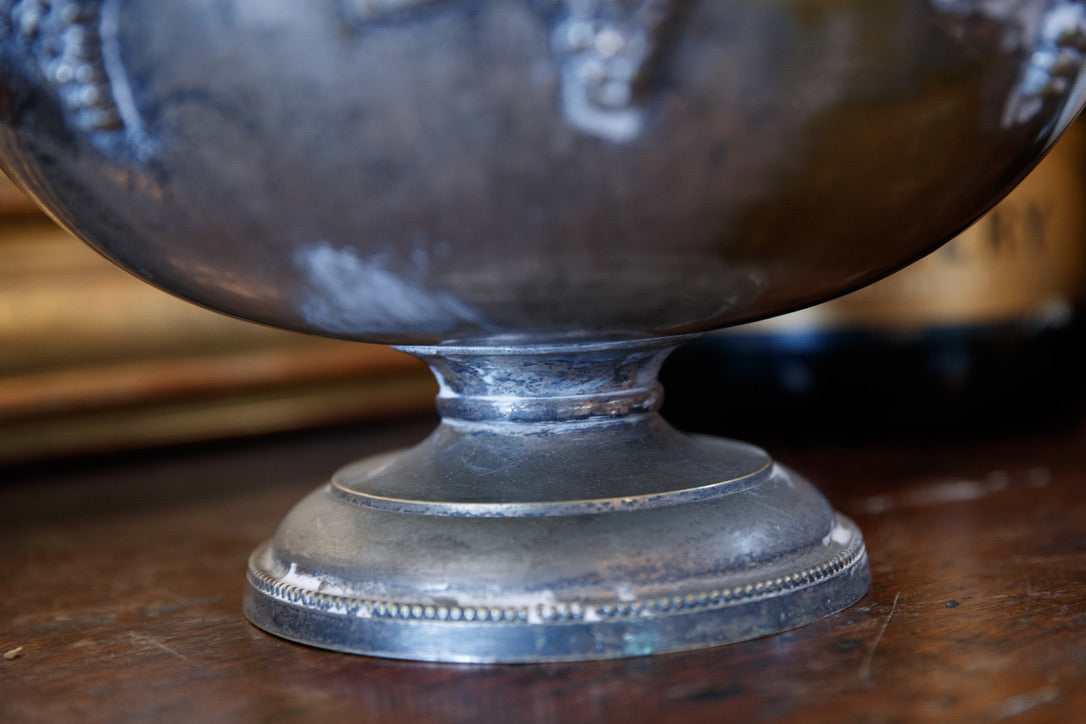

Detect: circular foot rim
[243,513,870,663]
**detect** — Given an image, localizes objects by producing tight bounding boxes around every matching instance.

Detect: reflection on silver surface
[2,0,1083,662]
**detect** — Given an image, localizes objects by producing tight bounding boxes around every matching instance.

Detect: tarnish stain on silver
[294,242,485,335]
[931,0,1086,127]
[550,0,681,141]
[339,0,447,25]
[1012,2,1086,130]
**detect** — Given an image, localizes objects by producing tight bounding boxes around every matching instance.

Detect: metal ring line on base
[329,453,773,517]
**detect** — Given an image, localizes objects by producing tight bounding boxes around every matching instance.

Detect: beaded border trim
[248,528,866,627]
[1,0,150,157]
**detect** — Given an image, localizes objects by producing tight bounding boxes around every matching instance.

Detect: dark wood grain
[2,413,1084,723]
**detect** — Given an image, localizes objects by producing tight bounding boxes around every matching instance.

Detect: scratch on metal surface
[860,592,899,683]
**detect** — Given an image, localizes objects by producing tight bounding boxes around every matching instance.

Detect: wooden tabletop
[2,411,1084,723]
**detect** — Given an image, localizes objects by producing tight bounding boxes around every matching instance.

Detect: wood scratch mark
[857,480,992,514]
[860,592,900,683]
[995,687,1060,718]
[127,632,192,664]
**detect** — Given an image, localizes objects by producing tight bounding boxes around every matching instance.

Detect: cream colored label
[746,122,1086,334]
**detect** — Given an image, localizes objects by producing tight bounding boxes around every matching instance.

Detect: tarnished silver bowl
[2,0,1084,661]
